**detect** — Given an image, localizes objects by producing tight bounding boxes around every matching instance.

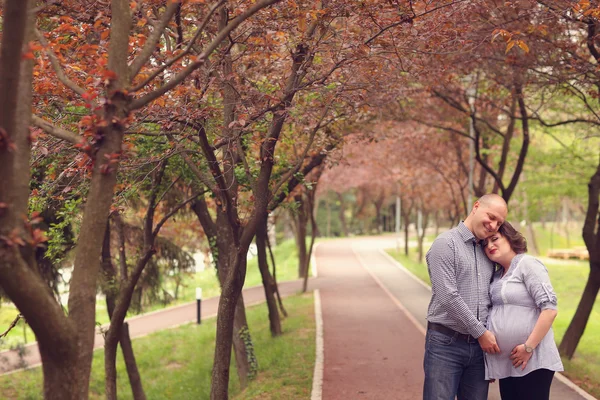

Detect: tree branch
[129,0,280,110]
[152,190,204,238]
[128,2,180,79]
[31,115,83,145]
[0,313,23,339]
[34,28,87,98]
[129,0,226,91]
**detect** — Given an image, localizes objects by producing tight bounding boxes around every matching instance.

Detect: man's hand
[478,330,500,354]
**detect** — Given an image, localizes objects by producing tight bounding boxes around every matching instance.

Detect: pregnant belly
[489,306,536,354]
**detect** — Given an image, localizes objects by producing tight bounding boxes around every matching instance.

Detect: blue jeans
[423,329,489,400]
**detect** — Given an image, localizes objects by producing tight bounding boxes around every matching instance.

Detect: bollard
[196,287,202,325]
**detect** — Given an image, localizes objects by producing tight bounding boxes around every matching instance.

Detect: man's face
[471,201,507,240]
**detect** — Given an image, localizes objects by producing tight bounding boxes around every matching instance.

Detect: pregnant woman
[483,221,563,400]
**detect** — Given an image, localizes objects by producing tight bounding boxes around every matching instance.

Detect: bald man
[423,194,508,400]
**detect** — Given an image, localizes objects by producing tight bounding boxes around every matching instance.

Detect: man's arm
[427,238,500,353]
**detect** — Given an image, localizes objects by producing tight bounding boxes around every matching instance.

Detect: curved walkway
[311,236,597,400]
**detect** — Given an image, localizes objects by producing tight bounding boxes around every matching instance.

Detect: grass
[0,293,316,400]
[386,246,600,399]
[528,221,585,256]
[0,239,301,351]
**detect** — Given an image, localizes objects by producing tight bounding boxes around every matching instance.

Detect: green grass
[0,239,301,351]
[0,293,316,400]
[386,247,600,399]
[528,222,585,256]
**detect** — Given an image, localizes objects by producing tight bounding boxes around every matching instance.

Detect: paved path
[314,236,597,400]
[0,279,307,375]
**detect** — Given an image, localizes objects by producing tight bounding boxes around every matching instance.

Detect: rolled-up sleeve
[520,257,558,310]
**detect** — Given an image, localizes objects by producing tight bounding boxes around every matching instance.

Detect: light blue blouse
[484,254,564,380]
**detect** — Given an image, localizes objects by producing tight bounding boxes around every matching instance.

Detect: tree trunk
[526,223,540,256]
[558,267,600,358]
[211,275,242,400]
[337,192,348,237]
[326,197,331,237]
[294,194,309,278]
[192,196,256,396]
[233,293,258,388]
[418,213,430,264]
[214,237,255,392]
[101,220,147,400]
[67,2,131,397]
[0,5,85,399]
[403,214,410,256]
[559,161,600,359]
[120,323,146,400]
[256,215,282,337]
[303,187,319,293]
[38,348,81,400]
[267,228,288,318]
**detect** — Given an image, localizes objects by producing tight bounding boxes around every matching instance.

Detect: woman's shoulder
[516,254,549,275]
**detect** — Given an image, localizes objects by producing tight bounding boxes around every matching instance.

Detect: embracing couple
[423,194,564,400]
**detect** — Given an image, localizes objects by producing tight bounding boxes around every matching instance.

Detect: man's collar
[458,221,477,243]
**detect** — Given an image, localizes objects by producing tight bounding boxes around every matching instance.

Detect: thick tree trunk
[559,161,600,359]
[193,196,256,396]
[38,348,82,400]
[0,5,85,399]
[256,215,282,337]
[211,277,242,400]
[558,267,600,358]
[214,237,255,393]
[233,294,258,387]
[67,3,131,397]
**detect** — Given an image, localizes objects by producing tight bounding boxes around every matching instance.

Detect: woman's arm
[510,256,559,370]
[525,309,558,350]
[510,309,557,370]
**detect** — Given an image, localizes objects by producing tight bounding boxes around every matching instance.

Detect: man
[423,194,508,400]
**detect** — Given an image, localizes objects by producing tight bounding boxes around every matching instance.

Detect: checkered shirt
[425,222,494,338]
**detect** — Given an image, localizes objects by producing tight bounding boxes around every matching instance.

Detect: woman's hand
[510,344,533,370]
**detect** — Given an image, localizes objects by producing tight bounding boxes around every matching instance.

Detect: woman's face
[484,232,514,267]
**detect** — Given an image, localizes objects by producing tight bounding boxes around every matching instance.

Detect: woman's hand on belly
[510,344,533,371]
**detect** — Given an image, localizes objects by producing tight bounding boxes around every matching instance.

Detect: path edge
[310,289,324,400]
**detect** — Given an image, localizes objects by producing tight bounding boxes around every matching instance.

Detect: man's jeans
[423,329,489,400]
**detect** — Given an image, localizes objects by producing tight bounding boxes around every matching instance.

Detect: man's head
[464,194,508,240]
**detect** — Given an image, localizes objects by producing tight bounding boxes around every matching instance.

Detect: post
[395,194,401,252]
[196,287,202,325]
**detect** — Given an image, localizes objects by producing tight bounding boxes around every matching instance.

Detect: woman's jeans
[423,329,489,400]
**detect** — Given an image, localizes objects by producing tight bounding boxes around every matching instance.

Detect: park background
[1,1,600,399]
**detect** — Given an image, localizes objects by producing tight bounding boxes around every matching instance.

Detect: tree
[1,1,280,398]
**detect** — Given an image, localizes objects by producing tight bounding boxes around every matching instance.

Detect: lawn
[0,293,316,400]
[386,247,600,399]
[0,239,301,351]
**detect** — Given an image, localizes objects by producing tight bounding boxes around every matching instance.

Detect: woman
[483,221,563,400]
